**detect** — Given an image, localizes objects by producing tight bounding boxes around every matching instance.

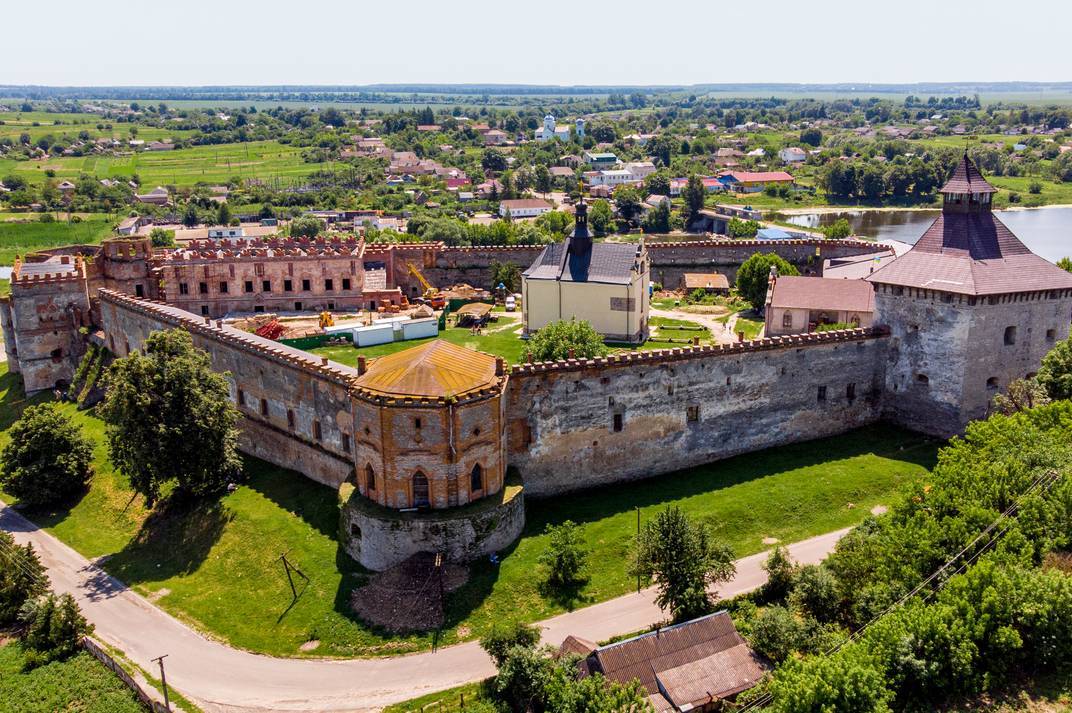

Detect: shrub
[749,605,807,663]
[1028,180,1043,194]
[289,215,323,238]
[821,218,852,240]
[148,227,175,247]
[19,593,93,668]
[0,532,47,625]
[790,564,840,622]
[762,546,798,602]
[538,520,589,589]
[0,403,93,507]
[1037,335,1072,400]
[523,319,608,362]
[480,620,541,667]
[38,212,55,223]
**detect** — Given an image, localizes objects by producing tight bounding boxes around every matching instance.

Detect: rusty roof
[588,611,767,706]
[767,275,875,313]
[454,302,493,317]
[354,339,500,399]
[683,273,729,290]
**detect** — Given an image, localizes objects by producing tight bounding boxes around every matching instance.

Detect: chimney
[693,336,700,346]
[357,356,367,375]
[567,348,576,359]
[495,357,505,376]
[215,320,223,329]
[204,316,211,325]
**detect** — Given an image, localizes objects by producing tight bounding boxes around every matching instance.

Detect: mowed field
[0,140,318,187]
[0,111,196,144]
[0,218,115,265]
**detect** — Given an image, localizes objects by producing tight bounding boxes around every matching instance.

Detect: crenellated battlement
[11,255,87,287]
[646,238,885,250]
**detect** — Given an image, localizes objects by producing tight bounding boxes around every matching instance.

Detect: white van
[504,295,517,312]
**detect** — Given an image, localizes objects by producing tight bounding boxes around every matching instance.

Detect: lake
[775,206,1072,263]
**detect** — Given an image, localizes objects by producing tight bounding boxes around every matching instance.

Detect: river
[774,206,1072,263]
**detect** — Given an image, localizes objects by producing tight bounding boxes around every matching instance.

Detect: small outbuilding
[682,272,730,295]
[454,302,493,327]
[764,274,875,335]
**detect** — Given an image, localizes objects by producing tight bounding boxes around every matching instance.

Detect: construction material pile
[351,552,469,633]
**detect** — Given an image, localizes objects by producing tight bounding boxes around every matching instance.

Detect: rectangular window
[302,279,311,292]
[134,284,144,297]
[200,305,209,316]
[254,305,265,313]
[817,385,827,402]
[260,398,269,416]
[1004,326,1017,345]
[262,280,271,292]
[284,279,293,292]
[324,278,334,291]
[612,413,623,432]
[1047,328,1057,341]
[341,433,351,453]
[294,301,303,311]
[219,281,229,294]
[342,278,351,290]
[846,383,856,401]
[199,282,208,294]
[686,405,699,423]
[244,280,254,293]
[313,420,322,441]
[179,282,189,295]
[327,302,335,310]
[237,389,245,406]
[287,409,295,429]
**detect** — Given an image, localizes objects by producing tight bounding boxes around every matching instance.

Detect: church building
[521,202,649,344]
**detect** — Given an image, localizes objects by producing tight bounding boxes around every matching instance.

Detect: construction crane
[405,260,446,309]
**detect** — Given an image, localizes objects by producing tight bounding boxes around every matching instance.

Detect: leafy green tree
[614,186,644,222]
[100,329,242,506]
[856,164,886,200]
[632,505,736,622]
[790,564,840,622]
[800,128,823,147]
[289,215,322,238]
[216,201,232,226]
[736,253,799,308]
[0,531,47,625]
[727,218,761,238]
[769,651,892,713]
[992,377,1050,415]
[19,593,93,668]
[1058,256,1072,273]
[538,520,589,589]
[644,172,671,197]
[524,320,609,362]
[182,203,199,227]
[641,201,671,234]
[480,620,541,666]
[749,605,806,662]
[821,218,852,240]
[534,164,552,195]
[0,403,93,507]
[588,199,614,235]
[148,227,175,247]
[762,545,798,602]
[482,148,508,173]
[1038,336,1072,400]
[490,260,522,292]
[683,175,706,221]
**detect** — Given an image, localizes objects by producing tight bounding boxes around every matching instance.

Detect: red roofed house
[867,154,1072,436]
[721,171,794,193]
[765,275,875,336]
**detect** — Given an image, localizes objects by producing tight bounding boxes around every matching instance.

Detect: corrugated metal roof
[657,645,769,706]
[354,340,499,399]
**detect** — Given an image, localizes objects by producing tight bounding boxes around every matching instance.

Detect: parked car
[505,295,517,312]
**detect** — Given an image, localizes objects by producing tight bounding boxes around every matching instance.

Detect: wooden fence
[82,637,171,713]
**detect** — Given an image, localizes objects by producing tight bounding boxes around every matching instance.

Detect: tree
[1038,336,1072,400]
[632,506,736,622]
[148,227,175,247]
[644,172,671,197]
[821,218,853,240]
[481,620,541,667]
[490,260,522,292]
[538,520,589,589]
[736,252,799,308]
[588,199,614,235]
[769,651,892,713]
[0,403,93,507]
[790,564,840,622]
[641,201,671,234]
[534,164,552,195]
[0,531,46,625]
[100,329,242,506]
[19,593,93,668]
[800,128,823,147]
[216,201,232,226]
[749,605,806,662]
[762,546,798,602]
[992,377,1051,415]
[524,319,609,362]
[289,215,322,238]
[182,203,199,228]
[482,148,508,173]
[727,217,760,238]
[683,175,706,221]
[614,186,644,222]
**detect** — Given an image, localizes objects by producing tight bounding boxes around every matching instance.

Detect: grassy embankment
[0,363,938,658]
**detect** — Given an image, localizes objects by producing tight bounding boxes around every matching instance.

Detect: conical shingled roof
[354,339,500,399]
[940,153,997,194]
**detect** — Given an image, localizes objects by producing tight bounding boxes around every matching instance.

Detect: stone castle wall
[505,329,889,497]
[99,290,358,487]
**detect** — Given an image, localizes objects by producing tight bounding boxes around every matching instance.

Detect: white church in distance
[535,114,584,142]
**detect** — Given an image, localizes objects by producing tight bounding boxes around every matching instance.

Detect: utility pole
[636,506,641,594]
[151,654,171,712]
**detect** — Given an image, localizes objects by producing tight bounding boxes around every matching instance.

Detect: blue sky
[4,0,1069,86]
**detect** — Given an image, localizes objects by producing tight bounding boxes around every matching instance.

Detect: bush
[19,593,93,668]
[538,520,589,589]
[0,403,93,507]
[1037,335,1072,400]
[38,213,55,223]
[1028,180,1044,194]
[0,532,47,625]
[523,319,608,362]
[749,605,807,663]
[480,620,541,667]
[289,215,323,238]
[148,227,175,247]
[821,218,852,240]
[762,546,798,602]
[790,564,840,622]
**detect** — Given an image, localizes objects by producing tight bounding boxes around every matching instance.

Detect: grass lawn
[0,218,115,265]
[0,363,938,658]
[383,679,495,713]
[0,639,145,713]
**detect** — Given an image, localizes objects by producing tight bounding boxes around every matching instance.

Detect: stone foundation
[339,482,525,571]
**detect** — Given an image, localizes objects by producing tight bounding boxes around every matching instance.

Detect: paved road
[1,502,846,713]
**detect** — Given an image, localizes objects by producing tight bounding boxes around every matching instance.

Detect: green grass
[0,640,145,713]
[383,679,496,713]
[0,218,114,265]
[0,363,938,658]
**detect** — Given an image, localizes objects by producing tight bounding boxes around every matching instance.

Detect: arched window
[365,464,375,492]
[986,377,999,390]
[412,471,430,508]
[470,464,484,493]
[850,314,860,327]
[782,312,792,329]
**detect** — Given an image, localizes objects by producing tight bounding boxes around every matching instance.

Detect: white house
[624,161,657,180]
[499,198,553,218]
[535,114,581,142]
[207,226,246,239]
[778,147,807,163]
[585,169,638,188]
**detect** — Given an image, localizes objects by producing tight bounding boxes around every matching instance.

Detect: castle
[4,158,1070,571]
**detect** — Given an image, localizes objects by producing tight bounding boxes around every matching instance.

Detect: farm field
[0,218,114,265]
[0,362,938,658]
[0,140,317,187]
[0,110,196,144]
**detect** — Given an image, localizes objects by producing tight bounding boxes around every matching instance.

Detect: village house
[778,147,807,163]
[499,198,553,219]
[583,151,619,169]
[134,186,170,205]
[522,202,649,343]
[764,274,876,335]
[720,171,795,193]
[682,272,729,294]
[483,129,509,146]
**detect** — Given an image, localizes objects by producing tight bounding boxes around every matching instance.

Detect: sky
[4,0,1070,86]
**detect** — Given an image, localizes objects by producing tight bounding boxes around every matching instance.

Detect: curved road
[0,503,846,713]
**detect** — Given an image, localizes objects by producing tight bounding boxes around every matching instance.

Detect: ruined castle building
[867,155,1072,436]
[351,340,508,510]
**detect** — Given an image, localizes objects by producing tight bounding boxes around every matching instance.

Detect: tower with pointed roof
[867,155,1072,436]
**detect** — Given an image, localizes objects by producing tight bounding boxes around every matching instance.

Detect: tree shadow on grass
[522,423,941,535]
[0,370,52,431]
[536,576,594,611]
[104,495,232,585]
[240,456,339,540]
